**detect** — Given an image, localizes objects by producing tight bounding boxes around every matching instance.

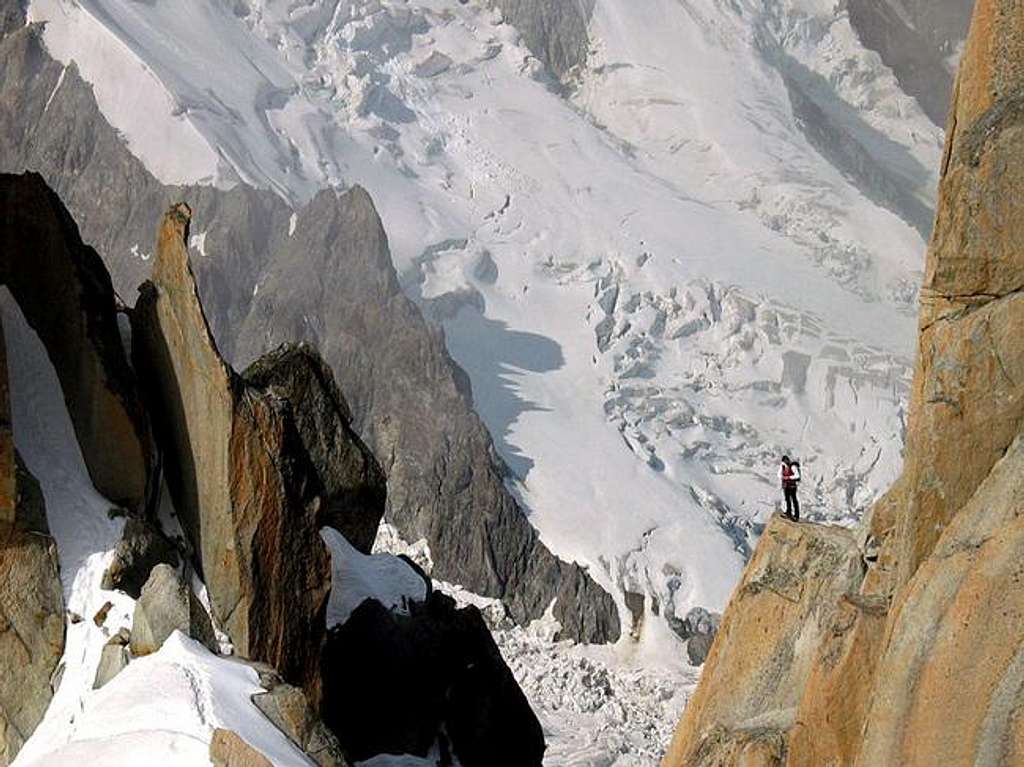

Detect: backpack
[791,461,801,482]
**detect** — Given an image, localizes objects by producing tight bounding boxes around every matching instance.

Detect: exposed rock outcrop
[663,517,864,763]
[490,0,595,84]
[234,187,619,644]
[210,729,273,767]
[664,2,1024,764]
[321,592,545,767]
[0,313,64,766]
[129,563,217,657]
[243,345,385,554]
[0,172,153,510]
[132,203,335,696]
[93,629,131,690]
[0,16,618,645]
[252,676,350,767]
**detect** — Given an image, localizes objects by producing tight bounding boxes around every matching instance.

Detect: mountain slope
[663,1,1024,763]
[0,10,618,644]
[10,0,975,664]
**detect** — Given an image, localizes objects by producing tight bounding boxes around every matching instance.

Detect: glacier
[19,0,957,762]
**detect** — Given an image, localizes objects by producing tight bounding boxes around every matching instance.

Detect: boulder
[243,345,385,553]
[129,563,216,656]
[687,632,716,667]
[252,678,349,767]
[0,311,64,765]
[210,729,272,767]
[93,629,131,689]
[101,515,180,598]
[132,203,332,697]
[0,172,153,511]
[320,592,545,766]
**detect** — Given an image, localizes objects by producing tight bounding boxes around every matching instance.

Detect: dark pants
[784,485,800,521]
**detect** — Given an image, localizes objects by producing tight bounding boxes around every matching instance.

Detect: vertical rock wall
[663,2,1024,764]
[134,203,331,698]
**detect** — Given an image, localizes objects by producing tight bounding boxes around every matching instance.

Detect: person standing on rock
[779,455,800,521]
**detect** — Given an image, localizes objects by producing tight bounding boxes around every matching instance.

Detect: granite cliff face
[134,202,349,700]
[0,12,618,644]
[0,315,63,766]
[0,170,153,511]
[663,1,1024,764]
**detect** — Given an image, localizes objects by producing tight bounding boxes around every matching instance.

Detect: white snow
[321,526,427,627]
[18,633,315,767]
[189,231,208,257]
[28,0,220,185]
[18,0,946,761]
[2,290,135,765]
[42,64,67,114]
[0,290,307,766]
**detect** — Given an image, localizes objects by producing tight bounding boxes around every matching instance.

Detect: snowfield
[20,0,942,762]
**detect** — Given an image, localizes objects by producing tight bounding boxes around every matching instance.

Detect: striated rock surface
[243,344,385,554]
[0,312,64,766]
[0,172,153,510]
[664,2,1024,764]
[321,592,545,767]
[132,203,333,696]
[490,0,594,83]
[0,17,617,644]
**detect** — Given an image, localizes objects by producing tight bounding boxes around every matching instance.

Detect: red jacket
[779,462,800,488]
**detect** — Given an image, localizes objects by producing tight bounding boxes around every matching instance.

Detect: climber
[779,455,801,521]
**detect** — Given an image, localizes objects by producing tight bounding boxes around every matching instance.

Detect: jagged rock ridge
[0,172,545,764]
[0,12,619,645]
[663,1,1024,764]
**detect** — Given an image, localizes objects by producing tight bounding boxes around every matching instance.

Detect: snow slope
[2,290,319,767]
[21,0,940,760]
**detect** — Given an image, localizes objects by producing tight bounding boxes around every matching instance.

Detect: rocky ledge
[663,2,1024,764]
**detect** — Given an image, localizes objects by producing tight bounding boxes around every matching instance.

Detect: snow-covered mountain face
[27,0,961,717]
